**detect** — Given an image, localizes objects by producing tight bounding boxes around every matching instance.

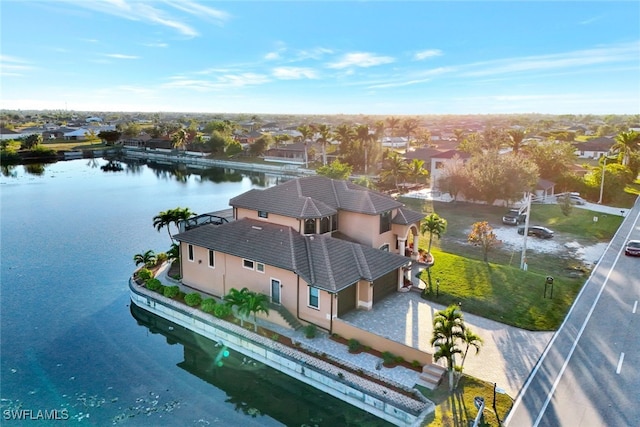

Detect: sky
[1,1,639,116]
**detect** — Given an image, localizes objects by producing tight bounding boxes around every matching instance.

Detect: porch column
[398,268,404,291]
[398,237,406,256]
[412,233,420,258]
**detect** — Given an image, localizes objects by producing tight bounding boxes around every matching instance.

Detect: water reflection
[130,304,390,427]
[24,163,46,175]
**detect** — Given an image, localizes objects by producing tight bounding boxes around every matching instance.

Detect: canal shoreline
[129,274,435,426]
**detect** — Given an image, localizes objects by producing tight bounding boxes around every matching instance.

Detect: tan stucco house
[174,176,425,333]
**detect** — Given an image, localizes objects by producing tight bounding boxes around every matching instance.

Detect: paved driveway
[341,291,553,397]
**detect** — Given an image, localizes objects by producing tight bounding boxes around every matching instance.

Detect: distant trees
[97,130,122,145]
[612,130,640,167]
[22,134,42,150]
[316,159,352,180]
[379,151,409,191]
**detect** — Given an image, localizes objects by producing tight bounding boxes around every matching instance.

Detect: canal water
[0,158,390,426]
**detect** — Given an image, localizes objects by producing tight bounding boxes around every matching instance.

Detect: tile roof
[174,219,409,292]
[230,176,403,218]
[392,207,425,225]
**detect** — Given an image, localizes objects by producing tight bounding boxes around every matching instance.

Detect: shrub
[157,285,167,295]
[201,298,217,314]
[155,252,168,265]
[137,268,153,281]
[412,360,422,368]
[213,303,232,319]
[184,292,202,307]
[146,278,162,291]
[163,285,180,298]
[303,324,317,339]
[382,351,399,366]
[348,339,361,353]
[271,333,280,341]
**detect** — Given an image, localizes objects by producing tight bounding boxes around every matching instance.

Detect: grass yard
[399,198,624,330]
[418,376,513,427]
[41,140,109,151]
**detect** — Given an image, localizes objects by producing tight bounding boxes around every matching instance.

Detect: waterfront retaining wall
[129,278,434,426]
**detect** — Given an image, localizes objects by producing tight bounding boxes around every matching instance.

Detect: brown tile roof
[174,218,409,292]
[230,176,403,218]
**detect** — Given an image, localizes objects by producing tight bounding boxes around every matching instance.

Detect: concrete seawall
[129,278,434,426]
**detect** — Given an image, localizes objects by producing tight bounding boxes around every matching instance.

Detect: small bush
[412,360,422,368]
[271,333,280,341]
[303,324,317,339]
[155,252,168,265]
[184,292,202,307]
[382,351,399,366]
[137,268,153,281]
[213,303,232,319]
[146,278,162,291]
[163,285,180,298]
[157,285,167,295]
[201,298,217,313]
[348,339,361,353]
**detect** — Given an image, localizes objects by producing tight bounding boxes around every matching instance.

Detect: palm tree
[612,130,640,166]
[297,124,313,168]
[170,207,196,234]
[402,118,420,147]
[386,116,400,137]
[380,151,409,191]
[242,291,270,332]
[431,304,465,391]
[153,210,175,241]
[316,123,332,166]
[224,287,250,327]
[454,329,483,389]
[507,129,526,153]
[420,213,447,254]
[167,243,180,262]
[407,158,429,184]
[453,129,466,145]
[171,128,189,151]
[334,123,355,156]
[355,124,374,174]
[133,250,157,268]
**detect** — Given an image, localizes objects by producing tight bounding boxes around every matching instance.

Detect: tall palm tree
[402,118,420,147]
[153,210,175,241]
[316,123,332,166]
[133,250,157,268]
[171,207,196,234]
[453,129,466,145]
[407,158,429,184]
[431,304,465,391]
[334,123,355,155]
[355,124,374,174]
[612,130,640,166]
[297,124,313,168]
[454,329,483,389]
[507,129,526,153]
[171,128,189,151]
[420,213,447,254]
[380,151,409,191]
[386,116,400,137]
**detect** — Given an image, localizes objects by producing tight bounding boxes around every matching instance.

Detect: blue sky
[1,1,639,115]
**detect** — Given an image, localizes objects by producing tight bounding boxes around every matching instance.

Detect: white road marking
[633,301,638,314]
[616,353,625,374]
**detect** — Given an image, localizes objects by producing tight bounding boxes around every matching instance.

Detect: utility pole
[520,192,531,270]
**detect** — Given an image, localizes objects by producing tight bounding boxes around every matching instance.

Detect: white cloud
[164,0,230,22]
[104,53,139,59]
[462,41,640,77]
[414,49,442,60]
[295,47,333,60]
[272,67,317,80]
[327,52,395,69]
[0,55,34,76]
[163,73,270,91]
[265,52,280,60]
[142,42,169,48]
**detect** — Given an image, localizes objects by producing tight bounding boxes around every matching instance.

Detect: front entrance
[271,279,281,304]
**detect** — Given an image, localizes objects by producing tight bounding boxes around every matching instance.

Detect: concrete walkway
[156,264,551,398]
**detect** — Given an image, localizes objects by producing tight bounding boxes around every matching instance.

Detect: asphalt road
[505,198,640,427]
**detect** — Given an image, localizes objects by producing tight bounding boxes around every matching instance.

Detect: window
[188,244,194,261]
[243,259,254,270]
[208,250,215,268]
[320,216,330,234]
[258,211,268,218]
[309,287,319,309]
[256,263,265,273]
[331,214,338,231]
[435,161,444,169]
[304,218,316,234]
[379,211,391,234]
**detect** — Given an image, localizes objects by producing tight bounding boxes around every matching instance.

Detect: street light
[493,383,507,426]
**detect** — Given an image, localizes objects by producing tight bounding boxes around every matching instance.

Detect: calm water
[0,159,389,426]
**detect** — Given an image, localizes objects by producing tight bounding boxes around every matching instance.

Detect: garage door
[373,270,397,304]
[337,284,357,317]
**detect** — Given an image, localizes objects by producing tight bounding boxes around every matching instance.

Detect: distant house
[573,137,615,159]
[263,141,307,164]
[0,127,23,141]
[429,150,471,190]
[63,128,92,141]
[381,136,408,148]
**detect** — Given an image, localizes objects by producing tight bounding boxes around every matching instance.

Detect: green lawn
[399,198,624,330]
[42,140,108,151]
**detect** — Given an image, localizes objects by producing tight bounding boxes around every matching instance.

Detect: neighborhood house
[174,176,426,333]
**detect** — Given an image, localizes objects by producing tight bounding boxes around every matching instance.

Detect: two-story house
[173,176,425,333]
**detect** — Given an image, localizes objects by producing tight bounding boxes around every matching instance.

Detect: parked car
[559,192,586,205]
[518,225,554,239]
[502,209,526,225]
[624,240,640,256]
